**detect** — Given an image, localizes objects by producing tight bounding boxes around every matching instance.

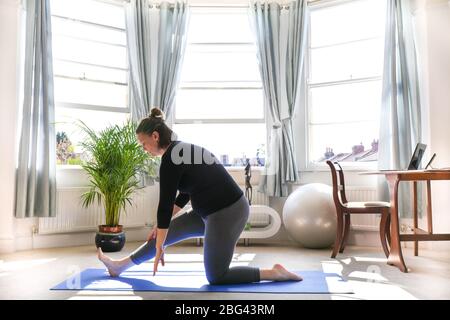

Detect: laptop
[407,143,427,170]
[370,143,428,172]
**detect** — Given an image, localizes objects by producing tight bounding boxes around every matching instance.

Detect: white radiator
[38,183,269,234]
[345,187,380,231]
[39,185,376,234]
[38,187,158,234]
[40,184,375,234]
[238,186,270,227]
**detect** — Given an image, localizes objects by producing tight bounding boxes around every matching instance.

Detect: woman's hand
[153,245,165,276]
[147,226,157,242]
[153,228,168,276]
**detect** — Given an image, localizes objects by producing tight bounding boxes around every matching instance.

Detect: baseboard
[16,227,152,251]
[11,229,295,251]
[14,235,33,251]
[7,228,449,252]
[348,229,382,247]
[0,238,15,254]
[428,241,450,251]
[237,238,294,246]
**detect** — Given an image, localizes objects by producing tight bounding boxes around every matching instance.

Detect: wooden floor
[1,242,449,300]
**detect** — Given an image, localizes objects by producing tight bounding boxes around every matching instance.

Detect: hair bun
[149,107,165,120]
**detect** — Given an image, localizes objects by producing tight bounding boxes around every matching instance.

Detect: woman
[98,108,302,285]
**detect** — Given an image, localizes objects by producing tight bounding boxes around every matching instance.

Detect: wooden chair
[326,160,391,258]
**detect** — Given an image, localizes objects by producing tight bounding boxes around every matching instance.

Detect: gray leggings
[130,194,260,285]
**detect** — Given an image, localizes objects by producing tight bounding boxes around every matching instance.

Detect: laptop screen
[407,143,427,170]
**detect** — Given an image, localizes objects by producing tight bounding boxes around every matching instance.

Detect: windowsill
[57,164,374,173]
[224,166,264,172]
[299,162,379,173]
[56,165,83,170]
[56,165,265,172]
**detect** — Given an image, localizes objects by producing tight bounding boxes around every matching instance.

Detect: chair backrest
[326,160,348,207]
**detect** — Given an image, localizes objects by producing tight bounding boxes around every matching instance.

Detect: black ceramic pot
[95,225,126,252]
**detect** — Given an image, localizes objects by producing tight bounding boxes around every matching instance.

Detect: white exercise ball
[282,183,337,249]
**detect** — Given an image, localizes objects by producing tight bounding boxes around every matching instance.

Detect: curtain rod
[107,0,320,9]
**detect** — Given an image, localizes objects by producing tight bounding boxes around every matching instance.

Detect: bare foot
[97,247,122,277]
[271,264,302,281]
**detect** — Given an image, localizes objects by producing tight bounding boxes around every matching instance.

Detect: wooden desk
[360,169,450,272]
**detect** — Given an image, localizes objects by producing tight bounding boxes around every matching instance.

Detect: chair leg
[380,210,391,258]
[385,213,391,245]
[339,213,351,253]
[331,210,344,258]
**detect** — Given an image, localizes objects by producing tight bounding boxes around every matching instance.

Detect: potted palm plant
[79,120,157,252]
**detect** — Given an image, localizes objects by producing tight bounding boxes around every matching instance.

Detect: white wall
[0,0,21,254]
[414,0,450,250]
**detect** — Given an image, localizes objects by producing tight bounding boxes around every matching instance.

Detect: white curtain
[125,0,189,124]
[378,0,423,217]
[15,0,56,218]
[249,1,308,197]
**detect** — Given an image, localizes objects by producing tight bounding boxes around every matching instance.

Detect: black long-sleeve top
[156,141,244,229]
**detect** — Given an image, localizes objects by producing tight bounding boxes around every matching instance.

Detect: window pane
[50,0,125,29]
[310,81,382,124]
[51,16,126,46]
[176,89,264,119]
[310,0,387,47]
[51,0,129,166]
[53,60,127,84]
[180,45,260,82]
[52,35,127,69]
[174,10,265,167]
[54,77,127,108]
[309,122,379,163]
[55,108,129,152]
[188,9,254,43]
[310,38,384,83]
[308,0,386,165]
[173,123,266,166]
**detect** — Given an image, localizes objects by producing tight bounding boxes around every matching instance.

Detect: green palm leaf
[78,120,157,227]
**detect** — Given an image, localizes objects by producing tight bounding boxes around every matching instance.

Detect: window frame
[302,0,384,172]
[52,10,129,114]
[173,7,267,165]
[51,0,130,169]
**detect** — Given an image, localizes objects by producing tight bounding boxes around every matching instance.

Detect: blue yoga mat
[51,264,352,294]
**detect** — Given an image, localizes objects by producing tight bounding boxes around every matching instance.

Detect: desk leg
[387,176,408,273]
[413,181,418,256]
[426,180,433,234]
